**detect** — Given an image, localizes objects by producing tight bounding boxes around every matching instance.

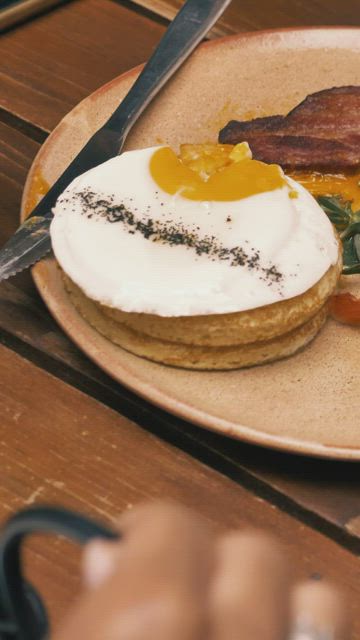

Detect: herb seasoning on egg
[69,188,284,287]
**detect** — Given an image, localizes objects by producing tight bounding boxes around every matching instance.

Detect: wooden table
[1,0,360,635]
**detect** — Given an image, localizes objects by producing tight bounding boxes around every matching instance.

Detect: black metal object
[0,506,118,640]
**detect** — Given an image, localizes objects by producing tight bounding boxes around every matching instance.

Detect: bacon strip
[219,86,360,170]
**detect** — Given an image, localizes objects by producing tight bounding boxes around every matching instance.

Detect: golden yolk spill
[288,170,360,211]
[180,143,234,175]
[150,146,286,201]
[25,171,50,216]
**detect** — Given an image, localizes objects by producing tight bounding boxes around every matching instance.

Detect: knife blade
[0,0,232,283]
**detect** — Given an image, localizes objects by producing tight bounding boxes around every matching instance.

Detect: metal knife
[0,0,232,282]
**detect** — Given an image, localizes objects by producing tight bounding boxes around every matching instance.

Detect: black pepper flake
[262,264,283,283]
[74,188,284,286]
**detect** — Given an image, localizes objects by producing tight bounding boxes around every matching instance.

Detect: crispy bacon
[218,86,360,170]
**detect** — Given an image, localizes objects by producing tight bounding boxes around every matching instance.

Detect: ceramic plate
[22,28,360,459]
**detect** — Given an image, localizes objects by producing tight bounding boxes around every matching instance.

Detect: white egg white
[50,146,339,316]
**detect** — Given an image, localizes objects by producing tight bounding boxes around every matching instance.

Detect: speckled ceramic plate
[22,28,360,460]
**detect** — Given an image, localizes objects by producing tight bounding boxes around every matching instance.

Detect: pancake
[99,259,341,347]
[63,257,340,370]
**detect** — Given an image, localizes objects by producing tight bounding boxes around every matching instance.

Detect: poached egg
[50,144,339,317]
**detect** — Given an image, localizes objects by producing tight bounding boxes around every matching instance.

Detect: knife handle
[107,0,232,140]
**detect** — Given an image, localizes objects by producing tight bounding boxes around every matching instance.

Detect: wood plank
[0,120,40,296]
[0,0,165,132]
[131,0,360,38]
[0,122,39,247]
[1,118,360,551]
[0,341,359,636]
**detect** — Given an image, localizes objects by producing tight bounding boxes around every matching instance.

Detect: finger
[53,501,215,640]
[84,500,214,591]
[209,531,291,640]
[82,538,119,589]
[112,501,215,598]
[290,581,351,640]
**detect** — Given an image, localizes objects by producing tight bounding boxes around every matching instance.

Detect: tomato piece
[330,293,360,326]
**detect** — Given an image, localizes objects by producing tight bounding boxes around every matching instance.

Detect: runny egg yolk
[288,170,360,211]
[150,145,286,201]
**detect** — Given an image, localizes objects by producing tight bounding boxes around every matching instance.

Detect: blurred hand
[53,502,350,640]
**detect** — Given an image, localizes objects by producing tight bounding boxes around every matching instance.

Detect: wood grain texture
[0,122,38,247]
[130,0,360,37]
[0,121,40,295]
[0,341,360,636]
[0,0,165,132]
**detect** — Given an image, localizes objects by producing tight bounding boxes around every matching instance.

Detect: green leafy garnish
[316,195,353,231]
[317,195,360,275]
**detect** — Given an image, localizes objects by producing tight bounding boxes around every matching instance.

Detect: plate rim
[22,26,360,461]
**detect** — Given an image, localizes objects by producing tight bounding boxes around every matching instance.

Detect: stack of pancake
[51,142,341,370]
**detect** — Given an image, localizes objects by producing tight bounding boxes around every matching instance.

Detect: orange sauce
[287,170,360,211]
[330,293,360,326]
[25,170,49,216]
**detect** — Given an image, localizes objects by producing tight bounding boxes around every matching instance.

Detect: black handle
[0,506,119,640]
